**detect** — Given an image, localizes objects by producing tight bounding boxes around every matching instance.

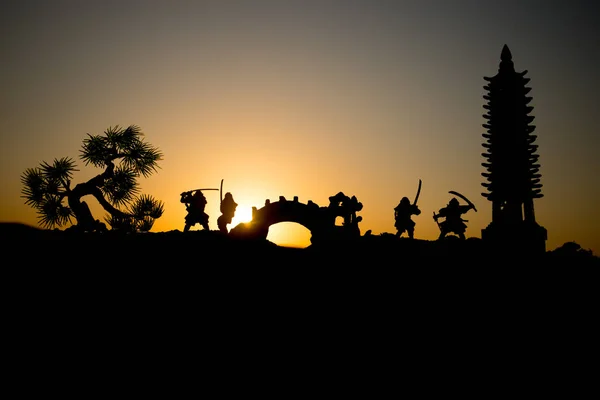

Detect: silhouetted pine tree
[20,125,164,233]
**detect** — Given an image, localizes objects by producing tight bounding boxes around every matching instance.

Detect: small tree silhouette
[20,125,165,232]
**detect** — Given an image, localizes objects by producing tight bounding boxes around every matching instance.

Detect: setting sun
[228,203,312,248]
[231,206,253,227]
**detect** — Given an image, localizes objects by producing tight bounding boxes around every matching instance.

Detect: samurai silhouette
[394,179,422,239]
[434,191,477,240]
[217,192,238,234]
[394,197,421,239]
[180,190,210,232]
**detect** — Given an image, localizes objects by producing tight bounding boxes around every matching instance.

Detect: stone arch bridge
[229,193,363,244]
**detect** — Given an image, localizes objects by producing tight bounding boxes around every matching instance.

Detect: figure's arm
[181,192,193,203]
[460,205,472,214]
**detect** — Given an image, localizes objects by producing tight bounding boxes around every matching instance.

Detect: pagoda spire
[480,45,547,254]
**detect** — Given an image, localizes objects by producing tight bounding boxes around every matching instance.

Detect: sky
[1,0,598,254]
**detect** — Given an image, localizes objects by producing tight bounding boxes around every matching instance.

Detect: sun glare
[230,205,253,227]
[228,204,312,248]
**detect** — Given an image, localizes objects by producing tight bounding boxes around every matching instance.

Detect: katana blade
[183,188,219,193]
[413,179,422,205]
[448,190,477,212]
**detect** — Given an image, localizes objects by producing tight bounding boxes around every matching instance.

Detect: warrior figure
[181,190,210,232]
[217,192,238,234]
[434,197,475,240]
[394,197,421,239]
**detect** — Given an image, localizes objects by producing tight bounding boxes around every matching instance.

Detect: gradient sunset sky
[1,0,598,253]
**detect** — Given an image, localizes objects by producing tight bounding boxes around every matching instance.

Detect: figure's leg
[408,228,414,239]
[459,232,466,240]
[184,213,193,232]
[217,215,227,233]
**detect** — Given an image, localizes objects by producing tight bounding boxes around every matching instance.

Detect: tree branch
[90,187,130,219]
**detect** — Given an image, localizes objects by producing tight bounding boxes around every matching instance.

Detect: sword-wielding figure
[218,192,238,234]
[394,198,421,239]
[433,191,477,240]
[394,179,422,239]
[181,189,215,232]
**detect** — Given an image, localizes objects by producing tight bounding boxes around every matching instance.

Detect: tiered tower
[481,45,547,254]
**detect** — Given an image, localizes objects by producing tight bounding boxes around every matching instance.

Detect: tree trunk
[66,163,130,228]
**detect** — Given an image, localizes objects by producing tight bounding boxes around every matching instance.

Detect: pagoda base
[482,221,547,256]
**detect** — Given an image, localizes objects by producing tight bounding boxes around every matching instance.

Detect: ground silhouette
[3,220,597,344]
[2,222,597,267]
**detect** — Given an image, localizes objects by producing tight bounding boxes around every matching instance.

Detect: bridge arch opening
[266,222,312,249]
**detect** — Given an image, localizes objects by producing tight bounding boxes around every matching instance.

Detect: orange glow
[1,2,598,256]
[230,205,253,228]
[267,222,312,248]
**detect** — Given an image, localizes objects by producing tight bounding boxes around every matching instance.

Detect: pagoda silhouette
[480,44,547,254]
